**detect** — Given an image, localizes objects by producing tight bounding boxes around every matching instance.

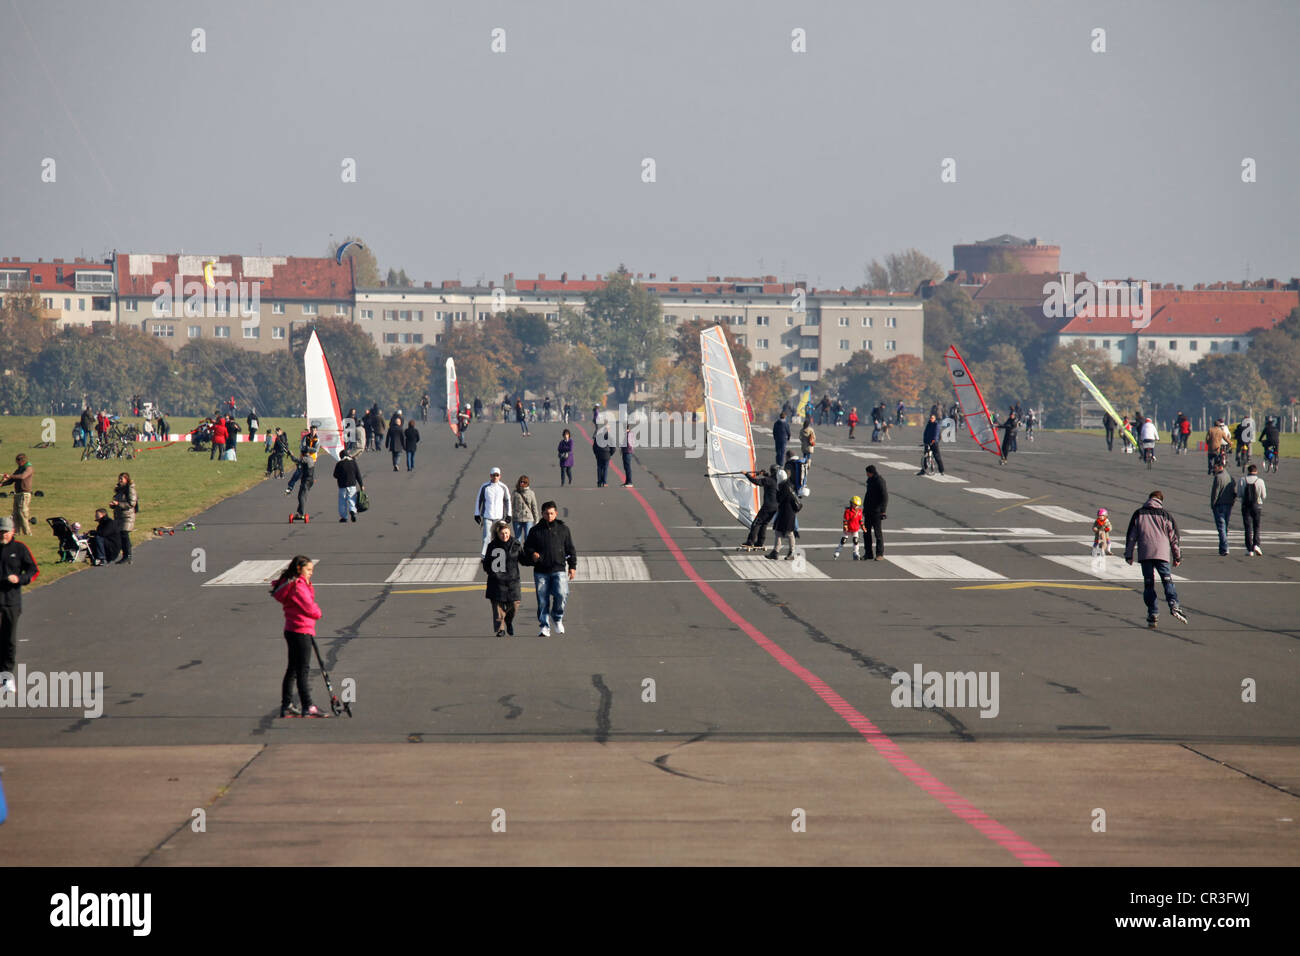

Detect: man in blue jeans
[1209,461,1236,555]
[520,501,577,637]
[1124,489,1189,628]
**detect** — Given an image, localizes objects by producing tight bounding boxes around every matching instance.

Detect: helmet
[851,496,862,507]
[71,521,82,532]
[1097,508,1107,517]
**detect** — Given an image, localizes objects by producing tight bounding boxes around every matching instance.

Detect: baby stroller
[47,516,91,564]
[190,421,213,452]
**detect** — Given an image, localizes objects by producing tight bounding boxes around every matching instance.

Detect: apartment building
[0,257,115,329]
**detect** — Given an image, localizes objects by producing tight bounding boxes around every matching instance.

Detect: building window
[1102,340,1110,349]
[1090,339,1097,348]
[801,337,818,349]
[383,310,396,321]
[336,305,348,316]
[1189,340,1197,350]
[545,312,558,321]
[786,316,795,326]
[153,299,170,316]
[862,316,872,327]
[478,311,490,321]
[64,297,72,310]
[214,326,230,338]
[1169,340,1177,350]
[863,340,872,350]
[756,338,769,349]
[802,359,819,372]
[885,340,897,351]
[400,310,412,321]
[1232,341,1240,351]
[839,339,850,350]
[755,315,769,326]
[838,316,849,327]
[124,300,138,312]
[414,310,423,322]
[150,323,174,338]
[78,299,86,311]
[887,316,897,328]
[735,334,746,346]
[243,326,259,339]
[302,303,318,315]
[75,271,113,292]
[664,314,677,323]
[359,308,372,320]
[1147,341,1155,350]
[803,314,820,326]
[188,326,201,338]
[757,361,769,370]
[272,327,285,340]
[1210,341,1219,352]
[43,297,53,308]
[214,301,228,316]
[272,303,285,315]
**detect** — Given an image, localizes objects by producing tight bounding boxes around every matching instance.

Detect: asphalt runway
[2,420,1297,865]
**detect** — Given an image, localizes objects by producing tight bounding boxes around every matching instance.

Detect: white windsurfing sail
[1070,364,1137,447]
[445,357,459,435]
[701,325,761,527]
[944,345,1002,457]
[304,330,345,460]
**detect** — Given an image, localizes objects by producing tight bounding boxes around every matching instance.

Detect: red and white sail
[445,357,459,435]
[701,325,761,526]
[304,330,345,460]
[943,345,1002,457]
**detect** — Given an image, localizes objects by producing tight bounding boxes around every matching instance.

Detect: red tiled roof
[971,272,1088,306]
[115,254,353,300]
[1061,300,1295,336]
[0,259,111,292]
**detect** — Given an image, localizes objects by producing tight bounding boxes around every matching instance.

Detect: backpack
[1242,479,1259,509]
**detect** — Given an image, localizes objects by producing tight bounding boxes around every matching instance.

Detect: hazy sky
[2,0,1296,288]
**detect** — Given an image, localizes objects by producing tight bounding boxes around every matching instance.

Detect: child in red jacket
[834,496,865,560]
[847,407,859,439]
[271,555,326,717]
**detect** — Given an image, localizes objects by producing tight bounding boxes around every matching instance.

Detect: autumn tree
[582,268,668,403]
[865,248,945,294]
[1195,353,1275,417]
[327,237,380,288]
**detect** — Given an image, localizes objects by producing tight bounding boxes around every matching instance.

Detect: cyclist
[918,413,945,476]
[1235,416,1255,468]
[1139,417,1159,466]
[1176,412,1192,453]
[1259,416,1280,472]
[1206,419,1230,474]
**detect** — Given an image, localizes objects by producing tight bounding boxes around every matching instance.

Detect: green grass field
[0,416,304,588]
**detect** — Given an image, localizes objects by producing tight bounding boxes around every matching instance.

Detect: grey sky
[2,0,1296,288]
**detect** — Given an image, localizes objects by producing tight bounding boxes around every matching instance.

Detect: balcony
[799,348,820,359]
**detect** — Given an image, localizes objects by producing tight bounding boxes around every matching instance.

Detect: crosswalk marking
[385,557,479,583]
[725,554,829,580]
[204,559,303,586]
[577,556,650,581]
[884,555,1006,580]
[925,474,967,483]
[879,461,918,471]
[1041,555,1187,581]
[966,487,1028,499]
[1025,505,1092,523]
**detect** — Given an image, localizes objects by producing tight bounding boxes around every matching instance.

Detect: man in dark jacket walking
[385,415,406,471]
[766,476,802,560]
[520,502,577,637]
[592,429,615,487]
[332,450,364,522]
[404,420,420,470]
[773,411,790,467]
[1210,461,1236,555]
[1,515,40,696]
[743,465,781,549]
[1124,490,1188,627]
[863,464,888,559]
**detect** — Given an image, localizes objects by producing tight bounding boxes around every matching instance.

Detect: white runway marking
[577,556,651,581]
[1025,505,1092,523]
[879,461,919,471]
[204,559,307,586]
[965,487,1028,499]
[925,474,967,483]
[1041,555,1186,581]
[385,557,480,583]
[725,554,829,580]
[883,555,1006,580]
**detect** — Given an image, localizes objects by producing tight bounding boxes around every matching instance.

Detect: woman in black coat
[403,420,420,471]
[767,478,802,561]
[482,520,522,636]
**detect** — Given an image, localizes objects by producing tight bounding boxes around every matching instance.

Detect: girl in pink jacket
[271,555,326,717]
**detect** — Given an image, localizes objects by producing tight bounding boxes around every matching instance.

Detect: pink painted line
[578,424,1059,866]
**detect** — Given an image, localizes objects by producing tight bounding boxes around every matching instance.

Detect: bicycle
[1141,441,1157,469]
[1263,446,1279,474]
[1234,443,1251,469]
[921,444,938,476]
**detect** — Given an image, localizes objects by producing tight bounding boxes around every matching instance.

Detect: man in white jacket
[474,467,512,556]
[1238,464,1267,556]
